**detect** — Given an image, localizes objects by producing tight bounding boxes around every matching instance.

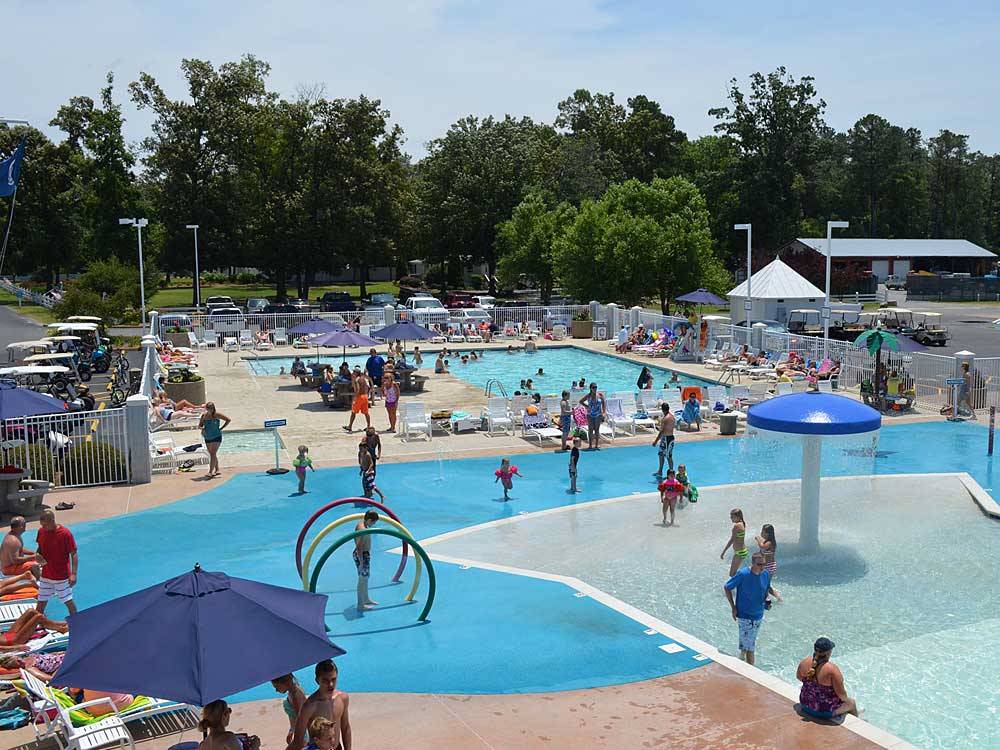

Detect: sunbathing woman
[720,508,748,576]
[0,608,68,651]
[0,650,65,682]
[0,570,38,595]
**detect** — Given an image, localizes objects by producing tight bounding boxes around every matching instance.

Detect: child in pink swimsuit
[494,458,523,501]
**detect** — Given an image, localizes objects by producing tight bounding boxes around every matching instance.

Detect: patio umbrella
[676,288,726,306]
[854,325,925,399]
[288,319,345,364]
[371,321,434,359]
[53,565,345,706]
[311,329,383,363]
[0,381,67,419]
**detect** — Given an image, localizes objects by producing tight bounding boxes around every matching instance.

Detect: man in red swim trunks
[34,510,78,616]
[1,516,40,578]
[343,368,371,433]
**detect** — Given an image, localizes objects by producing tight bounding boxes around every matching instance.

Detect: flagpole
[0,186,17,277]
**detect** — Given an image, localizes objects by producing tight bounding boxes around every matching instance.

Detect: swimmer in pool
[721,508,748,576]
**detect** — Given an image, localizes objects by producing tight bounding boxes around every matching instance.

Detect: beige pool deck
[6,339,930,749]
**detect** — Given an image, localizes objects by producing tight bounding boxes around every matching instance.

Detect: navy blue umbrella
[371,321,434,342]
[676,288,726,306]
[53,565,344,706]
[0,381,67,420]
[311,330,382,363]
[287,318,343,336]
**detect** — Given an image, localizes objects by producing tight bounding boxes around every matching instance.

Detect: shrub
[5,444,55,484]
[63,442,128,486]
[397,275,424,289]
[202,272,227,284]
[573,309,590,321]
[235,272,263,285]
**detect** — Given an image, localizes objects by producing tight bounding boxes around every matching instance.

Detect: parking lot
[899,301,1000,356]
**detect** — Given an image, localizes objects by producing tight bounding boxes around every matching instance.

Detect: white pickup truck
[399,295,450,326]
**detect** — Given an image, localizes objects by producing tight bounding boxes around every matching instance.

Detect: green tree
[709,68,827,252]
[554,178,720,312]
[497,191,576,303]
[927,130,986,242]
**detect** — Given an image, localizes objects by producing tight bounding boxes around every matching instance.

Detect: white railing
[910,352,956,410]
[0,278,57,308]
[3,407,130,488]
[969,356,1000,412]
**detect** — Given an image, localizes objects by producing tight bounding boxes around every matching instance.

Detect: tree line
[1,58,998,311]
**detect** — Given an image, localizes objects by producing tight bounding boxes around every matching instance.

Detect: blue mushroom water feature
[747,392,881,552]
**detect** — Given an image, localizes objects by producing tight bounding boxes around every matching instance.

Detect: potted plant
[163,368,207,405]
[570,309,593,339]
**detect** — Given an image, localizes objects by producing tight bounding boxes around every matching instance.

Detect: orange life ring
[681,386,703,403]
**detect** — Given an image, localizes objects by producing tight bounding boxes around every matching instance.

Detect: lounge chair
[636,390,659,415]
[400,401,432,441]
[465,330,483,343]
[773,381,794,397]
[521,411,562,445]
[510,395,531,426]
[703,385,728,422]
[151,435,210,470]
[222,337,239,353]
[238,330,254,350]
[430,334,448,344]
[254,333,273,351]
[0,600,37,627]
[704,342,733,369]
[448,331,466,343]
[480,397,513,436]
[149,408,201,434]
[817,379,833,393]
[273,327,288,346]
[551,324,567,340]
[292,337,311,349]
[610,392,656,433]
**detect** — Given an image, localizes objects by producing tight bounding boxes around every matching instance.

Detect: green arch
[309,528,437,622]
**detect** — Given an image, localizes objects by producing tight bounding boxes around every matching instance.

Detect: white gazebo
[728,256,825,326]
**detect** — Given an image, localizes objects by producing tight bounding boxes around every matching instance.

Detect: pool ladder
[484,378,508,399]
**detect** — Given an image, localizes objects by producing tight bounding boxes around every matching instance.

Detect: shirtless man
[1,516,40,578]
[343,369,372,433]
[652,402,676,476]
[354,510,378,610]
[286,660,351,750]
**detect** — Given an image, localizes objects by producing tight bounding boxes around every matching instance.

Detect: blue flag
[0,138,25,198]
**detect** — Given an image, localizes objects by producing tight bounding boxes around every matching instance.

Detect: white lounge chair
[238,330,254,350]
[0,600,36,627]
[521,411,562,444]
[254,333,274,351]
[817,378,833,393]
[616,392,657,432]
[551,324,567,340]
[273,327,288,346]
[704,342,733,369]
[465,330,483,343]
[292,337,311,349]
[510,394,531,426]
[481,397,513,435]
[448,332,466,343]
[186,331,202,350]
[771,381,794,397]
[222,336,239,353]
[605,397,634,435]
[636,390,659,415]
[400,401,432,441]
[20,669,135,750]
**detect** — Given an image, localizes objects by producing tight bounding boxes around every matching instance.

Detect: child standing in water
[658,469,683,526]
[293,445,315,494]
[494,458,523,501]
[568,436,581,493]
[676,463,698,508]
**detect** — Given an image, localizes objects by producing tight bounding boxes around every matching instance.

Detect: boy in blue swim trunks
[354,510,379,610]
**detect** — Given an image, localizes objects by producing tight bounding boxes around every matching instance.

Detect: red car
[443,292,476,309]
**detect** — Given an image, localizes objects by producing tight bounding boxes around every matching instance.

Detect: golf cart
[908,312,950,346]
[787,309,822,336]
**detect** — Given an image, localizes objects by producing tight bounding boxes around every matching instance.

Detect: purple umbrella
[53,565,344,706]
[311,330,383,363]
[0,381,67,420]
[676,288,726,306]
[371,321,434,359]
[288,318,344,336]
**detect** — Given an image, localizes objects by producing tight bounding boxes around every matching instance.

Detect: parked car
[398,296,450,325]
[885,275,907,291]
[159,313,193,331]
[246,298,269,314]
[450,309,493,327]
[262,303,299,314]
[318,291,356,312]
[365,292,398,308]
[543,308,573,328]
[286,298,312,312]
[207,306,245,324]
[205,295,236,312]
[471,295,496,309]
[443,292,476,309]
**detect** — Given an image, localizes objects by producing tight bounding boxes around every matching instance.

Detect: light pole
[119,218,149,324]
[734,223,752,345]
[824,220,850,358]
[185,224,200,309]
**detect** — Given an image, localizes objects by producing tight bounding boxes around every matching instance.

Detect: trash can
[719,412,738,436]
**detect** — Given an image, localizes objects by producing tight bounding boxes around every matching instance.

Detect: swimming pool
[217,429,284,455]
[32,421,998,750]
[245,345,715,395]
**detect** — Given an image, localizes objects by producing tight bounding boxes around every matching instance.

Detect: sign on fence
[264,419,287,428]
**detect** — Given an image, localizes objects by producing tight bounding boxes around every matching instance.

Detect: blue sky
[3,0,998,158]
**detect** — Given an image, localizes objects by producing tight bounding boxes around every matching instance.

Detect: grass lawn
[0,290,59,324]
[150,280,400,309]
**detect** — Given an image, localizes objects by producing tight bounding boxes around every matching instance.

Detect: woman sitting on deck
[796,637,859,719]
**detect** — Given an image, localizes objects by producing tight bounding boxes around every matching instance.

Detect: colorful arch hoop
[301,514,422,602]
[309,528,436,622]
[295,498,408,583]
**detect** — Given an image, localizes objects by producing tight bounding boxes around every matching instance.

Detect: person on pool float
[796,637,859,719]
[720,508,748,576]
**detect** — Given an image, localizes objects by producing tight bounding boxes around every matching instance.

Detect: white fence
[0,278,56,308]
[158,306,589,340]
[3,407,130,488]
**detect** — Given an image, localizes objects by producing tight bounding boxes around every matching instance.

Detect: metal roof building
[782,238,996,280]
[728,256,825,325]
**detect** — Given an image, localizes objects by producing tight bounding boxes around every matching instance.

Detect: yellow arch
[301,514,421,602]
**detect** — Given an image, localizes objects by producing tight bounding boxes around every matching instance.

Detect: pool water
[31,420,1000,750]
[218,429,283,455]
[246,345,714,395]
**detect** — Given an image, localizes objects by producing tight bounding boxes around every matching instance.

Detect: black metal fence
[906,276,1000,301]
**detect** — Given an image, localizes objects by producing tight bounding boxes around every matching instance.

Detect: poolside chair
[465,329,484,343]
[149,408,201,434]
[238,329,254,350]
[185,331,202,350]
[254,333,274,351]
[20,669,135,750]
[400,401,432,441]
[448,328,466,343]
[551,324,567,340]
[773,381,794,397]
[510,394,531,426]
[817,378,833,393]
[704,342,733,369]
[612,392,657,433]
[480,397,513,435]
[222,336,239,353]
[430,334,448,344]
[152,434,210,468]
[272,327,288,346]
[292,337,310,349]
[636,390,659,415]
[521,411,562,445]
[0,600,37,627]
[605,397,633,435]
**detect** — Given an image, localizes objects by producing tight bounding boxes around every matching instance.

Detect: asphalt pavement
[899,301,1000,356]
[0,303,46,354]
